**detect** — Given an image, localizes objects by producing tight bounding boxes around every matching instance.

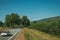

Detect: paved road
[0,29,20,40]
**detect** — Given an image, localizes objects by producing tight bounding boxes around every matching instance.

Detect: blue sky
[0,0,60,22]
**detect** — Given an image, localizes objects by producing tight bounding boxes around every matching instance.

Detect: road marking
[8,29,20,40]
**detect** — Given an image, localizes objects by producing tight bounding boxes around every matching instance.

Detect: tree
[5,13,21,27]
[0,21,3,27]
[22,16,30,27]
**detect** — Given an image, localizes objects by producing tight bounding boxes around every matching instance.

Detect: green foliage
[0,21,3,27]
[22,16,30,27]
[4,13,30,28]
[30,16,60,36]
[24,30,30,40]
[5,13,21,27]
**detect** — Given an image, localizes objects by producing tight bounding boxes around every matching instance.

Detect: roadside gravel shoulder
[13,28,27,40]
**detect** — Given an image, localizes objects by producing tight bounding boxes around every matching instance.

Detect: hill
[30,16,60,36]
[32,16,60,23]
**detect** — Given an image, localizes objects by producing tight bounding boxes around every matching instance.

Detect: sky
[0,0,60,22]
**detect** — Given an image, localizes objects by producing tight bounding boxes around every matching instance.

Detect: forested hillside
[30,16,60,36]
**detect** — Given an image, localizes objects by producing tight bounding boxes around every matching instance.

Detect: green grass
[24,28,44,40]
[24,28,60,40]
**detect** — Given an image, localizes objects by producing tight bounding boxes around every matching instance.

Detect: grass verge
[24,28,60,40]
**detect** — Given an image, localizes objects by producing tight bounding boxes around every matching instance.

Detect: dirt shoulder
[13,28,27,40]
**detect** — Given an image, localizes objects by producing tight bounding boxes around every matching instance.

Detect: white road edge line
[8,29,20,40]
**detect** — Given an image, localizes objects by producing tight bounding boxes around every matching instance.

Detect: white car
[1,30,12,36]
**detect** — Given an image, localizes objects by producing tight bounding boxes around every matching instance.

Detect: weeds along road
[24,28,60,40]
[0,29,21,40]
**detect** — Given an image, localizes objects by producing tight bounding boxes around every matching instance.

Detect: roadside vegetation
[0,13,30,28]
[29,16,60,37]
[13,28,60,40]
[24,28,60,40]
[5,13,30,28]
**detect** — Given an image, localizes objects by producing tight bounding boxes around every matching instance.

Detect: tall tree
[22,16,30,27]
[5,13,21,27]
[0,21,3,27]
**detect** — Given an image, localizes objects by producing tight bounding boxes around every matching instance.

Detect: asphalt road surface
[0,29,20,40]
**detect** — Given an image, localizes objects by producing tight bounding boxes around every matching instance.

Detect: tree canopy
[5,13,21,27]
[22,16,30,27]
[0,21,3,27]
[4,13,30,28]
